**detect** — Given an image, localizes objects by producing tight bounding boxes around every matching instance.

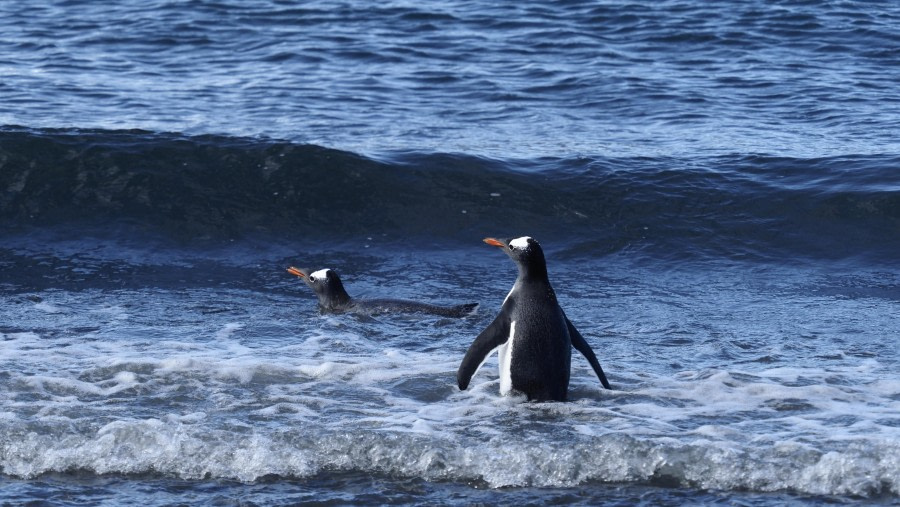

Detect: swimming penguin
[457,237,612,401]
[287,267,478,317]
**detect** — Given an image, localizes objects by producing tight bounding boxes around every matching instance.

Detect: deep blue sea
[2,1,900,505]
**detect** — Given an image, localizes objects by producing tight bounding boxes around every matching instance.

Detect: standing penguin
[457,236,612,401]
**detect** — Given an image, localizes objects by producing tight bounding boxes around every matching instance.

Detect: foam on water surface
[0,259,897,498]
[2,0,900,502]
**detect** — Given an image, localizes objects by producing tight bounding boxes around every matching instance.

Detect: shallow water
[1,237,898,503]
[2,0,900,504]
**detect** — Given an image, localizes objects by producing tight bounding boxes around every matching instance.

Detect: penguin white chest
[498,320,516,395]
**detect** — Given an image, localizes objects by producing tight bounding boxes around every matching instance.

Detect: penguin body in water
[288,267,478,318]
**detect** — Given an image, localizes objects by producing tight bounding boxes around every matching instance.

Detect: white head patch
[509,236,532,250]
[310,269,331,281]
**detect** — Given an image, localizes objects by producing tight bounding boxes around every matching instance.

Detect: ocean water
[2,0,900,505]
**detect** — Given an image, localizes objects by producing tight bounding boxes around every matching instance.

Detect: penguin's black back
[348,299,477,317]
[457,236,612,401]
[299,268,478,317]
[505,280,572,401]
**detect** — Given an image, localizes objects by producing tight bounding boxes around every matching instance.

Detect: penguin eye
[508,244,514,250]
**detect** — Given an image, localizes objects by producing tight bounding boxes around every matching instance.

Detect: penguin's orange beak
[483,237,505,248]
[286,267,305,278]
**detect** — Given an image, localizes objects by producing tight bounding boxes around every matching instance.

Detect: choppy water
[3,0,899,158]
[2,0,900,505]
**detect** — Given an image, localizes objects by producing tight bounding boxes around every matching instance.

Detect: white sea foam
[215,323,244,340]
[1,412,897,496]
[1,331,41,342]
[0,278,898,498]
[33,302,63,314]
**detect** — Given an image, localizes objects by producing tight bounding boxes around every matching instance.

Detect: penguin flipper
[566,316,612,390]
[457,314,510,391]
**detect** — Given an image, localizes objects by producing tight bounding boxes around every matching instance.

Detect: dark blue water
[2,1,900,505]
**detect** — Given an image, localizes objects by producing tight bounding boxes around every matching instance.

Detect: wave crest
[2,417,898,497]
[2,127,899,263]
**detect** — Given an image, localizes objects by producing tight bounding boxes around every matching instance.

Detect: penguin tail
[456,302,479,316]
[439,302,478,318]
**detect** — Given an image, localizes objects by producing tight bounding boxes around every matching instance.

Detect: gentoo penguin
[457,236,611,401]
[287,267,478,317]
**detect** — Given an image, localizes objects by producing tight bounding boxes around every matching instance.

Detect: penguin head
[483,236,548,276]
[286,266,349,304]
